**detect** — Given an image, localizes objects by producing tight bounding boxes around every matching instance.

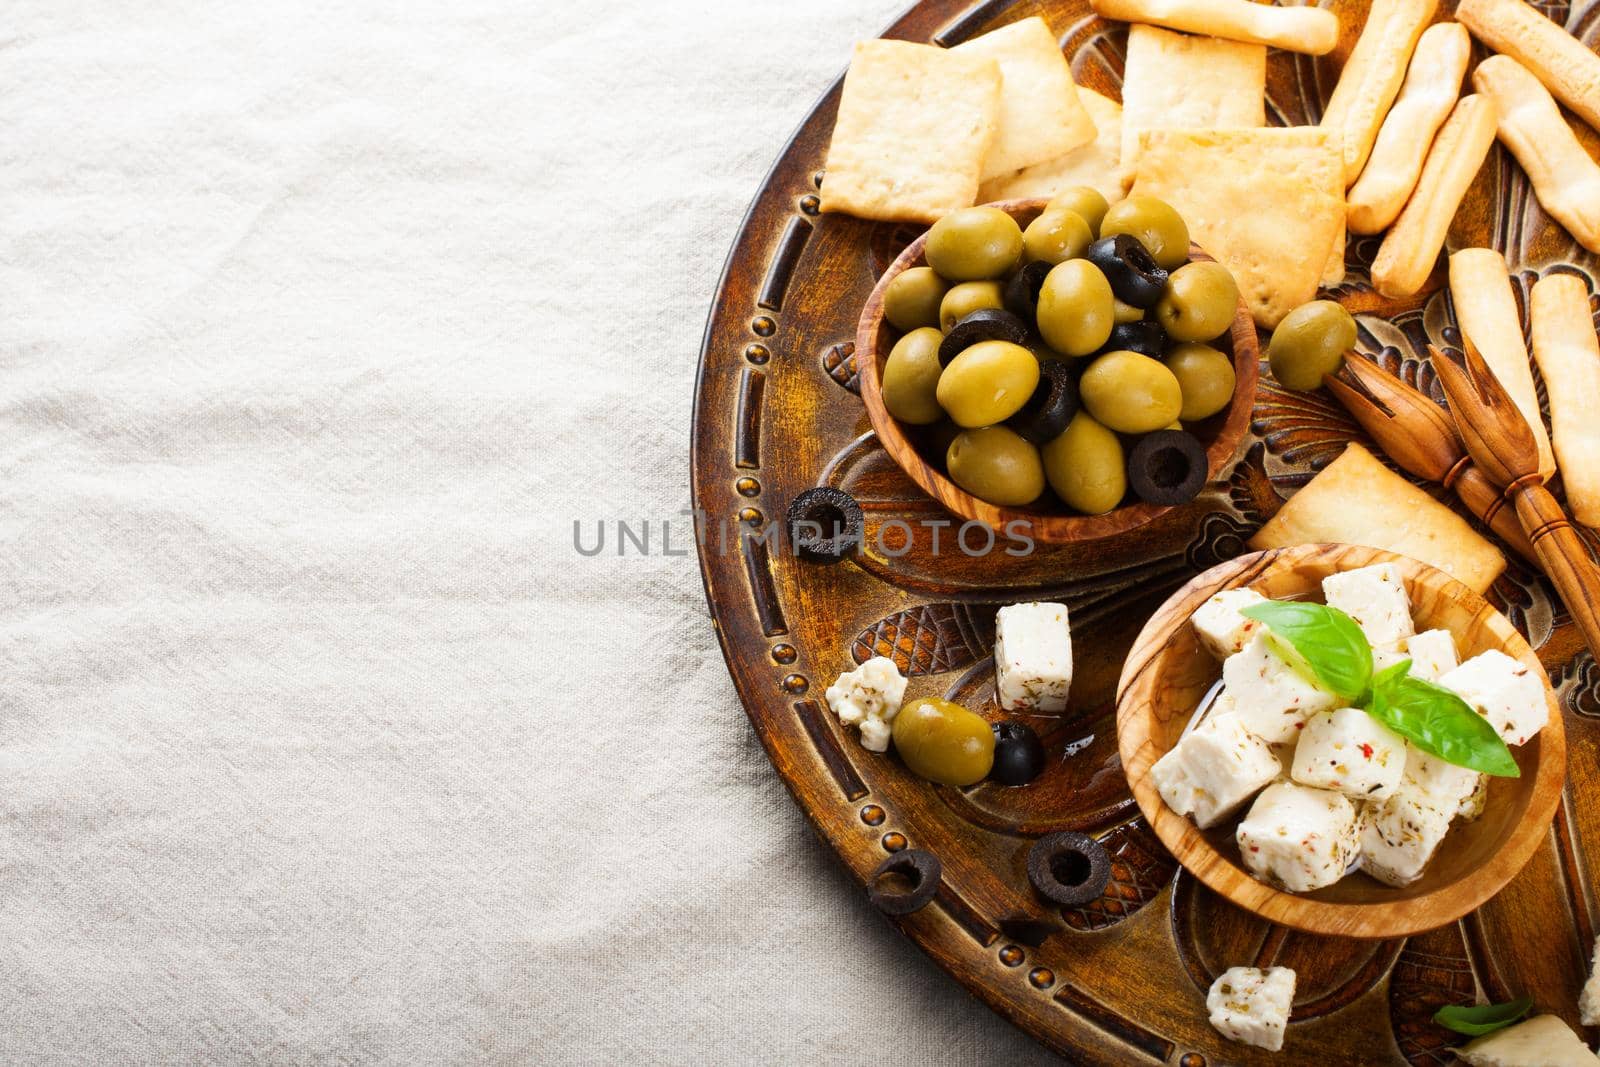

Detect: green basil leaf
[1240,601,1372,701]
[1368,669,1520,778]
[1432,997,1533,1036]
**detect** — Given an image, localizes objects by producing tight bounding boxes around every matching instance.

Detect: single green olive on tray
[1268,299,1357,391]
[925,206,1023,282]
[892,697,995,787]
[946,425,1045,507]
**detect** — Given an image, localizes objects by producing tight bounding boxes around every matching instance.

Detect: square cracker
[1250,442,1506,593]
[957,17,1097,180]
[820,40,1001,223]
[1132,127,1343,327]
[1120,25,1266,185]
[978,88,1123,203]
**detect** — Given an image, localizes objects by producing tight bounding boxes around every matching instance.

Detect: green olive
[1113,298,1144,324]
[1023,208,1092,265]
[1042,412,1126,514]
[1268,300,1357,391]
[936,340,1040,428]
[1166,343,1237,421]
[883,267,950,332]
[1155,261,1239,342]
[891,697,995,786]
[925,206,1024,282]
[946,426,1046,506]
[881,327,946,425]
[1035,259,1114,357]
[1099,195,1190,269]
[939,280,1005,332]
[1080,350,1184,433]
[1047,186,1110,235]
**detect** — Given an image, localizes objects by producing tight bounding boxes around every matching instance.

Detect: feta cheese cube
[1322,562,1416,648]
[1398,742,1484,817]
[1290,706,1406,799]
[1149,712,1281,828]
[1580,936,1600,1026]
[1457,1014,1600,1067]
[1205,966,1296,1052]
[824,656,907,752]
[1358,791,1453,886]
[1373,645,1409,676]
[1236,780,1360,892]
[1439,649,1549,746]
[1402,628,1458,681]
[994,602,1072,713]
[1190,588,1268,659]
[1222,634,1340,743]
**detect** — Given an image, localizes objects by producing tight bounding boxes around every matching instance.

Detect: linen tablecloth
[1,2,1063,1062]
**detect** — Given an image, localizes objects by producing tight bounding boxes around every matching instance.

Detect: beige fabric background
[1,1,1065,1063]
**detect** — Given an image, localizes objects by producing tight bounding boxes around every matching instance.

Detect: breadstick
[1451,248,1557,478]
[1089,0,1338,55]
[1473,55,1600,254]
[1531,273,1600,525]
[1370,94,1497,298]
[1347,23,1471,234]
[1320,0,1438,183]
[1457,0,1600,133]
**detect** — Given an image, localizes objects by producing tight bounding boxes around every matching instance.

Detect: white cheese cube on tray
[1290,706,1406,800]
[1150,712,1281,828]
[1222,634,1339,743]
[824,656,907,752]
[1580,935,1600,1026]
[1205,966,1295,1052]
[1190,588,1267,659]
[1399,742,1484,818]
[994,602,1072,713]
[1359,791,1453,887]
[1457,1014,1600,1066]
[1323,562,1416,648]
[1236,780,1360,892]
[1439,649,1548,746]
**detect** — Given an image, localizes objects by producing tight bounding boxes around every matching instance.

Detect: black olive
[1101,320,1166,358]
[1126,429,1208,506]
[1005,360,1079,445]
[1086,234,1168,309]
[938,308,1031,367]
[867,849,942,915]
[786,486,864,563]
[1003,260,1053,322]
[989,721,1047,786]
[1027,831,1111,906]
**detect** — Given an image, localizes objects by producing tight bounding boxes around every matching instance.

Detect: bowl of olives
[855,192,1259,544]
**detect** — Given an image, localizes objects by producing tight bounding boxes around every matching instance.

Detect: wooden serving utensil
[1429,340,1600,660]
[1325,355,1538,565]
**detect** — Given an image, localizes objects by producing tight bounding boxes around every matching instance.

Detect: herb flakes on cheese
[1206,966,1296,1052]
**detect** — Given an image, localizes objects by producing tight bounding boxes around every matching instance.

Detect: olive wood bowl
[855,198,1259,544]
[1117,542,1566,939]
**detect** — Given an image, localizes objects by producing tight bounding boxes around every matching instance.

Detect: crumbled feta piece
[1190,588,1268,659]
[1457,1014,1600,1066]
[994,602,1072,713]
[1398,742,1484,817]
[1322,562,1416,648]
[1402,628,1458,681]
[1439,649,1549,746]
[1290,706,1406,800]
[1205,966,1295,1052]
[1455,773,1488,821]
[1150,712,1281,828]
[1222,634,1340,743]
[1236,780,1360,892]
[825,656,907,752]
[1581,936,1600,1026]
[1358,791,1453,886]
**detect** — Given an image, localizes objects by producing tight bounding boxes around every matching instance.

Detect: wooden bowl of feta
[1116,542,1566,939]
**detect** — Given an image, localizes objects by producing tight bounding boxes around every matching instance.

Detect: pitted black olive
[1086,234,1168,309]
[1027,831,1111,906]
[786,486,864,563]
[1101,320,1167,359]
[867,849,942,915]
[1005,360,1078,445]
[1003,260,1053,322]
[1126,429,1208,506]
[937,308,1031,367]
[989,721,1047,786]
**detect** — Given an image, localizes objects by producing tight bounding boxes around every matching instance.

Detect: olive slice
[1086,234,1168,309]
[1126,429,1208,506]
[1003,260,1053,322]
[786,486,864,563]
[1005,360,1079,445]
[937,308,1031,367]
[1027,832,1111,906]
[989,721,1047,786]
[867,849,942,915]
[1101,320,1166,359]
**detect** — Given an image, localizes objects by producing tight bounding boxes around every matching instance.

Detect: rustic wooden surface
[1119,543,1566,940]
[691,0,1600,1061]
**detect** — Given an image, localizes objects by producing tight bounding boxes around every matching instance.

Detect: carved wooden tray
[691,1,1600,1061]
